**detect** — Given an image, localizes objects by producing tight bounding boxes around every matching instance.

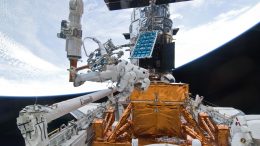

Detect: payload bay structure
[17,0,260,146]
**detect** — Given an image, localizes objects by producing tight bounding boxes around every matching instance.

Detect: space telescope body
[16,0,260,146]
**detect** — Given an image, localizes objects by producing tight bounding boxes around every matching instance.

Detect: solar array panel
[104,0,191,10]
[131,31,158,58]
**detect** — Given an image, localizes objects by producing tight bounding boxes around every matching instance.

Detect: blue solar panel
[131,31,158,58]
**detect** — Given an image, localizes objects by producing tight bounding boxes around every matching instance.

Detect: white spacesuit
[73,59,150,101]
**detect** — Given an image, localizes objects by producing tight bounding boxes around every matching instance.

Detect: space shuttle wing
[104,0,191,10]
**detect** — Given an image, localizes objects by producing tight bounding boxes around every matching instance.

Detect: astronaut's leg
[73,70,115,87]
[74,72,99,87]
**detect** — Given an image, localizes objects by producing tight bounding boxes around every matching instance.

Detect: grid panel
[131,31,158,58]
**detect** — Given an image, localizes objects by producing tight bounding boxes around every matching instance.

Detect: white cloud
[172,0,206,10]
[214,6,250,21]
[175,3,260,67]
[171,13,184,20]
[0,32,59,72]
[0,32,111,96]
[189,0,205,8]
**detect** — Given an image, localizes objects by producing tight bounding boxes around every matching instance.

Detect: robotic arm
[57,0,84,82]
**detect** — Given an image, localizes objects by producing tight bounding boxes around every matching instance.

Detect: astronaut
[71,37,150,103]
[73,60,150,101]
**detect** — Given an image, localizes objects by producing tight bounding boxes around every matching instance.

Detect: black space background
[172,22,260,114]
[0,22,259,145]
